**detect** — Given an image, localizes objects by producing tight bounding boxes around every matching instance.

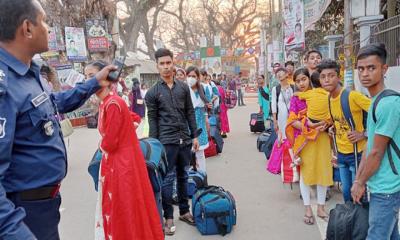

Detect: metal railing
[371,15,400,66]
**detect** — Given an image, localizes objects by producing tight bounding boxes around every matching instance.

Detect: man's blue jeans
[162,144,191,220]
[367,191,400,240]
[337,152,361,202]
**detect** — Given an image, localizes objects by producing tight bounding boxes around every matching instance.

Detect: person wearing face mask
[129,78,146,119]
[186,66,210,172]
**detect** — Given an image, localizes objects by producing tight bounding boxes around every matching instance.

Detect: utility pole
[344,0,354,89]
[388,0,396,18]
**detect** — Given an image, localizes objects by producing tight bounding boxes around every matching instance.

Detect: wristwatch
[363,131,368,138]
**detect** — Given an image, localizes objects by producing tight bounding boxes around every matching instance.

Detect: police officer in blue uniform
[0,0,117,239]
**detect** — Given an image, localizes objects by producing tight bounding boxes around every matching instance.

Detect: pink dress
[288,96,307,138]
[218,86,230,133]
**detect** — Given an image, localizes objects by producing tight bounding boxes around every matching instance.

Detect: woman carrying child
[285,68,333,225]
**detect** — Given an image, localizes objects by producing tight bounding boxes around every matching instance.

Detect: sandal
[164,220,176,236]
[303,215,315,225]
[317,214,329,222]
[179,213,196,226]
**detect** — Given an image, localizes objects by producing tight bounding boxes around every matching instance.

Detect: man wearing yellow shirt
[319,59,371,202]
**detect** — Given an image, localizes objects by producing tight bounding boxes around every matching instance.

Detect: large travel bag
[205,137,218,158]
[257,129,272,152]
[192,186,237,236]
[249,113,265,133]
[225,90,237,109]
[210,125,224,153]
[326,201,369,240]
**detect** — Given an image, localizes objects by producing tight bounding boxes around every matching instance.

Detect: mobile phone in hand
[107,56,126,82]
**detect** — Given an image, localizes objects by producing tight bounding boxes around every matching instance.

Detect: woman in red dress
[86,61,164,240]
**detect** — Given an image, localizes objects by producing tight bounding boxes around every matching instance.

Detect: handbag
[266,132,283,174]
[60,118,74,137]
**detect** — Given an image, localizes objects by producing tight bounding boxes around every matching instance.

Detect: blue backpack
[87,138,168,193]
[139,138,168,193]
[187,169,208,197]
[88,149,103,191]
[192,186,237,236]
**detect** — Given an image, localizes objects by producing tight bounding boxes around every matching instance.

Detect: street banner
[86,19,109,52]
[283,0,305,48]
[304,0,331,30]
[201,46,222,74]
[202,57,222,75]
[65,27,88,62]
[48,27,58,51]
[48,26,65,51]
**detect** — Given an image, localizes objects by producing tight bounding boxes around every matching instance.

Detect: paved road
[59,97,341,240]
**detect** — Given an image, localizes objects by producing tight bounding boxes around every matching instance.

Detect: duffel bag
[187,169,208,197]
[192,186,237,236]
[257,129,272,152]
[205,137,218,158]
[326,201,369,240]
[210,125,224,154]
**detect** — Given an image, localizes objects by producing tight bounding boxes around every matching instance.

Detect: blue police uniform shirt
[0,48,101,239]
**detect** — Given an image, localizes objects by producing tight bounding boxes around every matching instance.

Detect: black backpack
[326,201,369,240]
[371,89,400,175]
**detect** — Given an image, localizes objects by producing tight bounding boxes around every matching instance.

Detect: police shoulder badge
[0,70,5,82]
[0,117,6,139]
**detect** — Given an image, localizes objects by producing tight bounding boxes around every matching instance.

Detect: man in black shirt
[145,48,199,235]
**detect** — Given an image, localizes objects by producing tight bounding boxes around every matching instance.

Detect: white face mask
[187,77,197,87]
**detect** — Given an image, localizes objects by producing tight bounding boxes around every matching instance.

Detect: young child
[287,70,330,167]
[297,71,331,125]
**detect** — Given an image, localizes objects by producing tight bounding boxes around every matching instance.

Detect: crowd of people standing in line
[79,47,246,237]
[258,44,400,239]
[0,0,241,238]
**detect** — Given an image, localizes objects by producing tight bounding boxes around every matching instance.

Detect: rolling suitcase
[249,113,265,133]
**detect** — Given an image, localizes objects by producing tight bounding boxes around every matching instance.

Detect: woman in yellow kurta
[286,68,333,225]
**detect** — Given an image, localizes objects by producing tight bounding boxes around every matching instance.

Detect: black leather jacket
[145,79,198,145]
